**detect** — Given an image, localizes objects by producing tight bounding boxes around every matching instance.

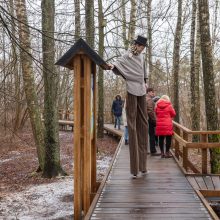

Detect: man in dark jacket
[111,95,123,129]
[146,88,159,155]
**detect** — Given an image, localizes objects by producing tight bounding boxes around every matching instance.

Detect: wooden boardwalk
[91,134,212,219]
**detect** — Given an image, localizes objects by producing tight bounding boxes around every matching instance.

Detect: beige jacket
[112,51,147,96]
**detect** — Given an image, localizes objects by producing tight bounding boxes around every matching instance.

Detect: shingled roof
[55,38,109,70]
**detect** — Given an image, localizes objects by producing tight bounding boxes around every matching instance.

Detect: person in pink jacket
[155,95,176,158]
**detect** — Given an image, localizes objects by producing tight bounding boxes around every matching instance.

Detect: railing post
[183,147,188,172]
[201,134,208,174]
[183,132,189,172]
[174,127,180,159]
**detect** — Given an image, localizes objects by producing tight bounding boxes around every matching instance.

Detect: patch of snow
[0,156,112,219]
[0,178,74,220]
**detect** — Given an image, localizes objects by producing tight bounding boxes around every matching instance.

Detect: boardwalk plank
[203,176,215,190]
[91,136,212,219]
[211,176,220,190]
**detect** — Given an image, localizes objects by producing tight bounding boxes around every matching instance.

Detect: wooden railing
[58,109,73,120]
[172,121,220,174]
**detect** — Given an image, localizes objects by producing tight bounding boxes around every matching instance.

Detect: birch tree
[14,0,45,170]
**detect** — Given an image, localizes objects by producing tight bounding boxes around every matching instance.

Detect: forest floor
[0,128,119,219]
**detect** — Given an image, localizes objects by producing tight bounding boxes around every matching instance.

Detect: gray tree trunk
[172,0,182,122]
[198,0,219,173]
[128,0,137,42]
[74,0,81,40]
[41,0,66,177]
[190,0,200,132]
[85,0,94,48]
[121,0,128,49]
[147,0,153,86]
[97,0,104,138]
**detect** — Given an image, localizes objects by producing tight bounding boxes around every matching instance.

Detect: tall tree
[74,0,81,40]
[172,0,182,122]
[147,0,153,86]
[190,0,200,132]
[41,0,66,177]
[127,0,137,42]
[9,0,22,132]
[14,0,45,170]
[85,0,94,48]
[198,0,219,173]
[97,0,105,138]
[121,0,128,49]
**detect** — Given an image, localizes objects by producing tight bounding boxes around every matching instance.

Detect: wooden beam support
[74,56,83,220]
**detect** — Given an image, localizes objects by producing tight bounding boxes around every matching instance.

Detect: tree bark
[85,0,94,48]
[41,0,66,177]
[121,0,128,49]
[198,0,219,173]
[172,0,182,122]
[190,0,200,132]
[97,0,104,138]
[147,0,153,86]
[14,0,45,170]
[128,0,137,42]
[74,0,81,40]
[9,0,22,132]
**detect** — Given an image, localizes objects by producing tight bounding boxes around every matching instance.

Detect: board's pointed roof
[55,38,109,70]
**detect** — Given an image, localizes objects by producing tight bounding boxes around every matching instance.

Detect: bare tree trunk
[172,0,182,122]
[74,0,81,40]
[41,0,66,177]
[85,0,94,48]
[190,0,200,132]
[198,0,219,173]
[147,0,153,86]
[9,0,22,132]
[121,0,128,49]
[128,0,137,42]
[97,0,105,138]
[14,0,45,170]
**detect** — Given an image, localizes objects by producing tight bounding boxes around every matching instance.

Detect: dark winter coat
[155,100,176,136]
[112,98,123,117]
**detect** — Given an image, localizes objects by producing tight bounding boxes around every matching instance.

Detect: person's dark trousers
[155,135,159,146]
[126,92,148,175]
[159,135,172,154]
[148,120,156,153]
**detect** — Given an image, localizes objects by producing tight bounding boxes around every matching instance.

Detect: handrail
[172,121,220,175]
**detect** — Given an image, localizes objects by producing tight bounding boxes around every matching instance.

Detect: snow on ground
[0,156,112,220]
[0,178,73,220]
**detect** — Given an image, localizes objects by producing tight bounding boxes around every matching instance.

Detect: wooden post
[55,38,109,220]
[201,134,208,174]
[183,147,188,171]
[91,63,97,197]
[183,132,189,172]
[74,56,82,220]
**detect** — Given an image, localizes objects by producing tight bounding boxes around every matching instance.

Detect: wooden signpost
[56,38,109,220]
